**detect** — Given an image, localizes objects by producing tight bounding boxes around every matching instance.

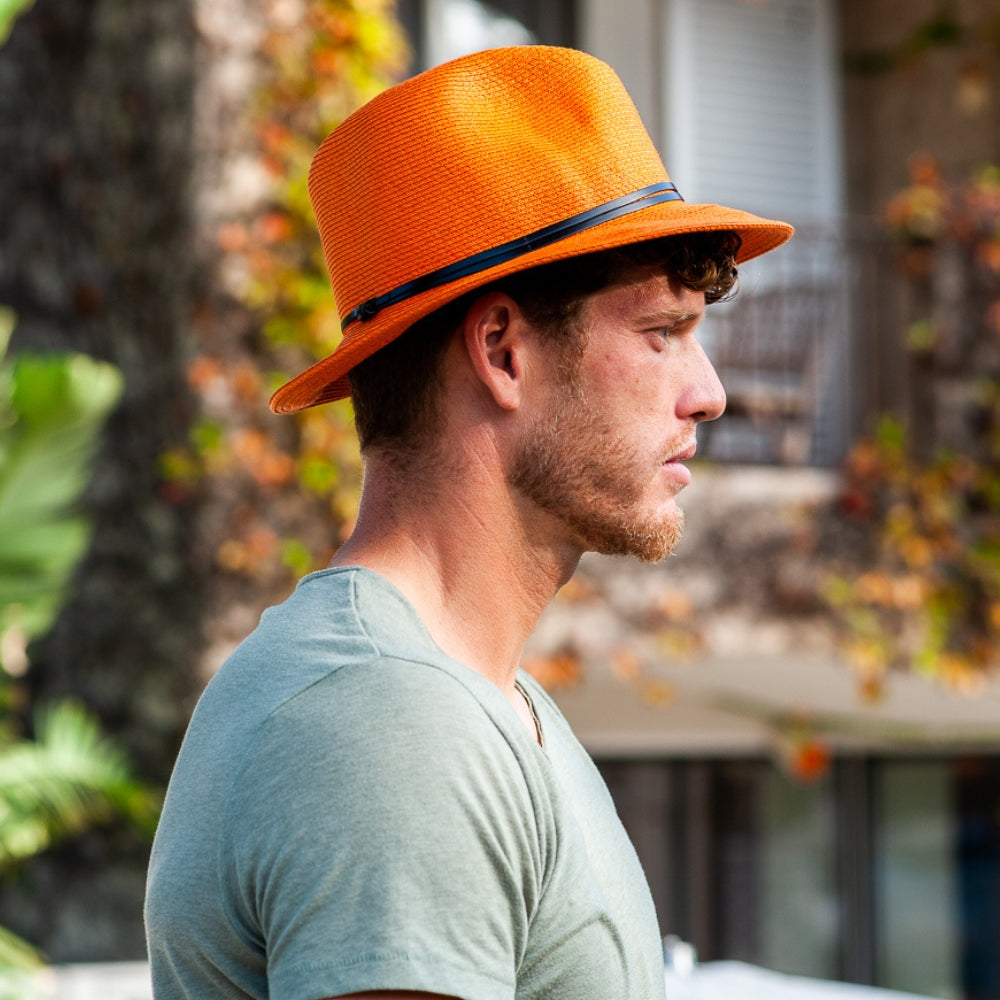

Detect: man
[145,45,791,1000]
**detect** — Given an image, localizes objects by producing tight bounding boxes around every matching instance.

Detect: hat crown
[308,46,667,329]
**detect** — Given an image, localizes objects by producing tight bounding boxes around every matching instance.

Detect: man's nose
[678,342,727,423]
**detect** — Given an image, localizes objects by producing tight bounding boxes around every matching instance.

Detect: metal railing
[699,220,899,467]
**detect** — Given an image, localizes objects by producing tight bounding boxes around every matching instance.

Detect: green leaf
[906,318,937,353]
[0,345,122,642]
[281,537,313,577]
[0,311,13,358]
[0,926,43,976]
[0,702,160,872]
[875,416,906,453]
[191,418,223,456]
[0,0,33,45]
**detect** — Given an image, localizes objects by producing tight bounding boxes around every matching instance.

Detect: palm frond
[0,313,143,970]
[0,352,122,654]
[0,923,42,974]
[0,702,160,872]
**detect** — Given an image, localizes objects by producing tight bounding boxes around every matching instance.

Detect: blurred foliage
[164,0,408,590]
[0,310,158,971]
[826,159,1000,699]
[0,0,32,45]
[0,702,158,871]
[0,311,123,655]
[0,4,160,978]
[523,575,700,706]
[843,4,998,75]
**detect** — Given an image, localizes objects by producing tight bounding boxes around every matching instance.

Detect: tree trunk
[0,0,205,960]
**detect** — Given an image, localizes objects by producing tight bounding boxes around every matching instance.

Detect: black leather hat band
[341,181,683,329]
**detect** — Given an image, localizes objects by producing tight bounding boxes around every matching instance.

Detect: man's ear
[461,291,529,411]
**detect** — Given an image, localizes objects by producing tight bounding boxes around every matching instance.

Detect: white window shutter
[664,0,842,224]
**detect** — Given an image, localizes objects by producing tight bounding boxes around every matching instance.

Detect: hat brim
[269,200,792,414]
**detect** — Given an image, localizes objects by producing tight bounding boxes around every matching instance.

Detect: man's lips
[661,443,697,487]
[665,443,697,464]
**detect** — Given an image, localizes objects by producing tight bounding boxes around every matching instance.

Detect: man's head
[269,46,792,417]
[347,228,732,563]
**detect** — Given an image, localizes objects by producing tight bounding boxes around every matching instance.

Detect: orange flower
[187,356,223,391]
[257,120,296,156]
[639,679,676,708]
[217,222,249,253]
[789,738,831,783]
[256,212,295,245]
[230,362,263,403]
[216,525,280,575]
[231,429,296,487]
[857,673,885,704]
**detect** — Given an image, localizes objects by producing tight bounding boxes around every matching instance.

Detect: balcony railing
[699,220,898,467]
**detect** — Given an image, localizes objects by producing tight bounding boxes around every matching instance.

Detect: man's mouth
[664,443,697,465]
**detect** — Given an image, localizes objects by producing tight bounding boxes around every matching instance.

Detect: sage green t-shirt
[145,567,665,1000]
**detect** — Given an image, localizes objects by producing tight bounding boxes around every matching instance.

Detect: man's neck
[330,453,578,697]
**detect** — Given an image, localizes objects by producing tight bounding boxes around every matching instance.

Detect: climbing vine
[164,0,408,593]
[826,158,1000,698]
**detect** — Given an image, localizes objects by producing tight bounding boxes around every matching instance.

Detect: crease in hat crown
[269,45,793,415]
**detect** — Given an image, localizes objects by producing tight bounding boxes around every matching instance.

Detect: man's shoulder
[203,566,447,712]
[225,652,551,868]
[260,652,523,765]
[198,565,551,825]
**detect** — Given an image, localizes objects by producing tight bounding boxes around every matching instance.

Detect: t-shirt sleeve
[220,660,549,1000]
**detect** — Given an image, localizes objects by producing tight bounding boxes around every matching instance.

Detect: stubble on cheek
[509,401,685,563]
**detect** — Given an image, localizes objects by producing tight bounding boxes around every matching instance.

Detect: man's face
[509,267,725,562]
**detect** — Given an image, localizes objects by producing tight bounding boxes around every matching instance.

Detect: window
[659,0,850,466]
[599,755,1000,998]
[663,0,842,224]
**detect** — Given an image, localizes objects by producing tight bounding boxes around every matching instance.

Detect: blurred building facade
[398,1,1000,997]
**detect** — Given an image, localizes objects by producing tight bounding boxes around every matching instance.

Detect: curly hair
[349,230,740,453]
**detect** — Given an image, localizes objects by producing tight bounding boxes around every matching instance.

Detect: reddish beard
[509,381,685,563]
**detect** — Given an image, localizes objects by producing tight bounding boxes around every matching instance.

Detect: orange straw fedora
[270,45,793,414]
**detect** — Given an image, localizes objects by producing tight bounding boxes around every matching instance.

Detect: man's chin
[629,529,683,564]
[586,509,684,563]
